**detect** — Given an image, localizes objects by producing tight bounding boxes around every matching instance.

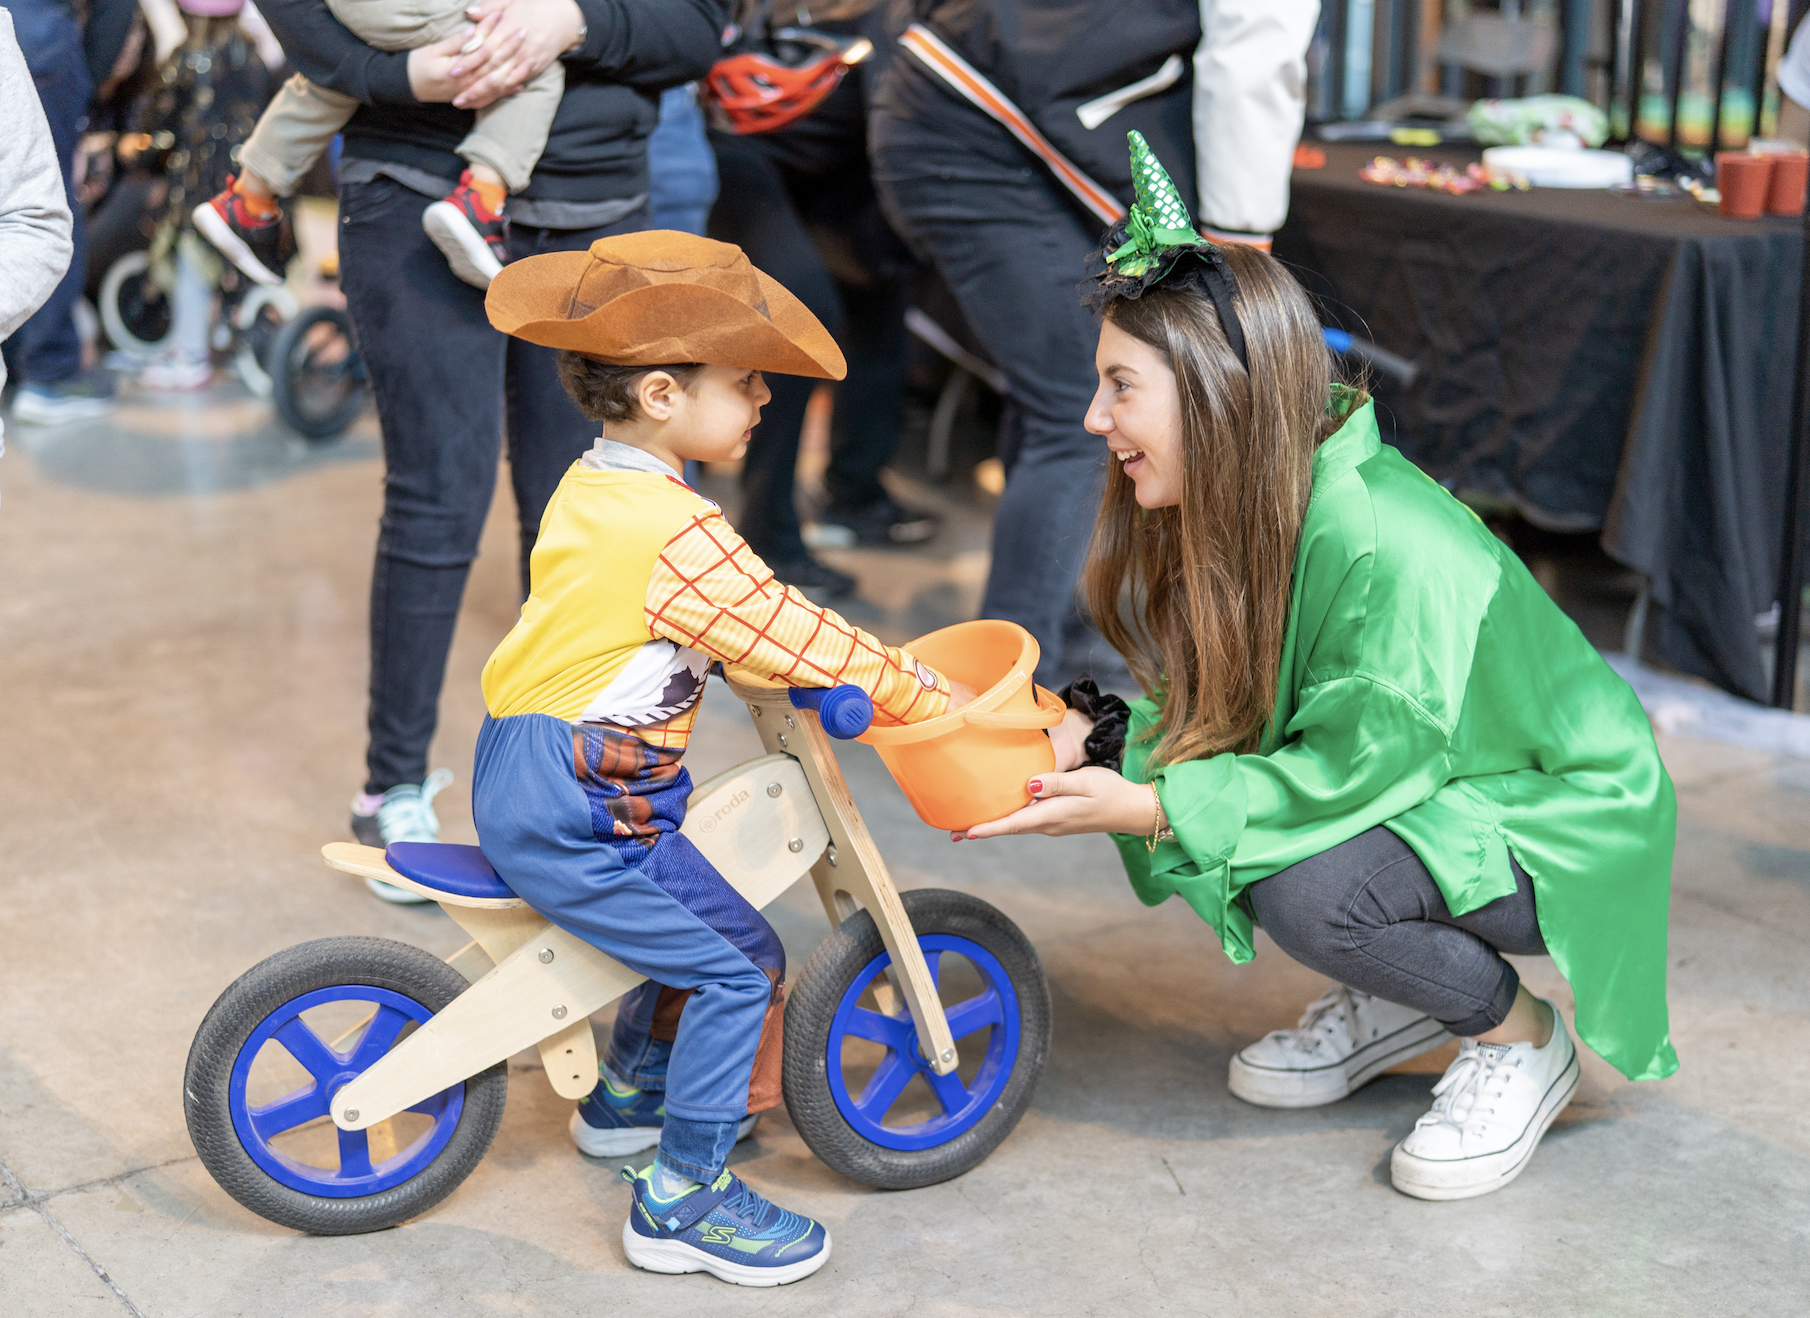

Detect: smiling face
[1085,318,1186,509]
[625,362,772,469]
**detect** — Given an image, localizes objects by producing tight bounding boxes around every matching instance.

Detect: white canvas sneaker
[1390,999,1580,1201]
[1229,984,1452,1108]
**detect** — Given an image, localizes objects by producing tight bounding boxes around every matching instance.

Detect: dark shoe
[813,495,942,547]
[766,554,855,600]
[192,179,286,287]
[422,171,509,289]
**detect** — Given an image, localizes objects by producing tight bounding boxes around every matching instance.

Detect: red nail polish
[1028,778,1043,796]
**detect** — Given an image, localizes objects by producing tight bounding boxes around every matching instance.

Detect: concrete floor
[3,381,1809,1317]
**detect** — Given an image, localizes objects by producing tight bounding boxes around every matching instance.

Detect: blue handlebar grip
[1321,327,1354,353]
[788,684,875,739]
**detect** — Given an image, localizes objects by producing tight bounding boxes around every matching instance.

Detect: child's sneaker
[350,768,453,904]
[192,178,285,287]
[422,171,509,289]
[620,1165,830,1286]
[569,1073,758,1158]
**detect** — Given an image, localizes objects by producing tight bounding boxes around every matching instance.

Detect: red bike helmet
[702,31,873,135]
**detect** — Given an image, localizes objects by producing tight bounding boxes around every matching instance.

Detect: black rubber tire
[783,888,1049,1190]
[184,937,507,1235]
[268,305,368,440]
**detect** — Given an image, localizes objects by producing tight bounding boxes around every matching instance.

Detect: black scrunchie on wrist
[1057,676,1131,772]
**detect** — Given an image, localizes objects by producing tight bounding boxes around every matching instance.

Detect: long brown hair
[1085,244,1363,768]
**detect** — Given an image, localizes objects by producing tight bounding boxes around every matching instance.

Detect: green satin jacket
[1112,398,1677,1081]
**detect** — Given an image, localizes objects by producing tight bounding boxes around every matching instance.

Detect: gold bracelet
[1147,782,1172,852]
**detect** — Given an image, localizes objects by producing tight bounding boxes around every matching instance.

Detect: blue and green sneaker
[620,1165,831,1286]
[569,1073,758,1158]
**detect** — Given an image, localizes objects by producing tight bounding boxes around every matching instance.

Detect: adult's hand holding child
[407,0,583,109]
[454,0,584,108]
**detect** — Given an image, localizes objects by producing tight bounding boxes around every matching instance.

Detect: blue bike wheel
[227,985,464,1197]
[186,937,507,1234]
[784,889,1050,1189]
[826,935,1020,1151]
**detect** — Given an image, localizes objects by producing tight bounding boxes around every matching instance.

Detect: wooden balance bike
[183,672,1051,1235]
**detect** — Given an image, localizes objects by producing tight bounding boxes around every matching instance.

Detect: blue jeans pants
[872,64,1108,686]
[6,0,89,389]
[336,177,650,794]
[472,713,784,1180]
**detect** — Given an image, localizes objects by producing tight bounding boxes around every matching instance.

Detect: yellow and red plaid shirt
[481,459,949,755]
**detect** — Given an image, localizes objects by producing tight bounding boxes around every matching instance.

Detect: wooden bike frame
[319,673,957,1136]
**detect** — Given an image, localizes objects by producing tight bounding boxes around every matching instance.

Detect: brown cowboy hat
[485,230,846,379]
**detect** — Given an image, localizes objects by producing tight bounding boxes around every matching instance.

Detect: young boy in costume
[472,231,974,1285]
[193,0,556,289]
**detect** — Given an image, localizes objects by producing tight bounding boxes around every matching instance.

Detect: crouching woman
[962,149,1677,1201]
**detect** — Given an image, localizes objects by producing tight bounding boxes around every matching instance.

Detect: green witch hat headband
[1093,131,1249,372]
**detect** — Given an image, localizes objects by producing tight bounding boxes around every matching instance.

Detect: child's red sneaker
[423,170,510,289]
[191,178,285,287]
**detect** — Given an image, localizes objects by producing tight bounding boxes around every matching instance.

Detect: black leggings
[1246,827,1548,1037]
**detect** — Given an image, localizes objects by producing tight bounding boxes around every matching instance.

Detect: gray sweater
[0,9,75,449]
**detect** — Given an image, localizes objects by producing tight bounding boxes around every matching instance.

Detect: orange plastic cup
[859,620,1062,830]
[1766,151,1809,215]
[1717,152,1774,219]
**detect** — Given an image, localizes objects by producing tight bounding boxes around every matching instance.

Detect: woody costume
[471,234,949,1229]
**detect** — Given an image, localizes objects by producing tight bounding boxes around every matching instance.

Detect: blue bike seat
[384,843,518,902]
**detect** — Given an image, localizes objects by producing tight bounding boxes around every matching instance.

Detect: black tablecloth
[1275,142,1802,702]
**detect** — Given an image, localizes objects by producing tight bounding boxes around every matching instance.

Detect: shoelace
[1427,1044,1514,1128]
[720,1181,805,1241]
[376,768,453,844]
[1279,985,1364,1056]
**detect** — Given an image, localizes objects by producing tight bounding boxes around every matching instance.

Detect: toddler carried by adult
[196,0,560,287]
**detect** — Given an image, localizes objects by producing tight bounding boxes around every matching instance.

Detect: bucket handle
[962,683,1066,730]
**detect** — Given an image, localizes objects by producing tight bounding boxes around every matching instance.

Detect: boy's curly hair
[555,352,704,423]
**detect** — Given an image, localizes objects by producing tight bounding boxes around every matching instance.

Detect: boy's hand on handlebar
[951,767,1152,840]
[1047,707,1094,773]
[946,679,980,711]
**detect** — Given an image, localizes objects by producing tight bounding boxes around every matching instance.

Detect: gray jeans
[1247,826,1548,1038]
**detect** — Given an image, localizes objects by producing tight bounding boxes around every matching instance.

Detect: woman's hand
[953,767,1158,840]
[946,679,981,711]
[1047,707,1094,773]
[408,13,520,104]
[450,0,585,109]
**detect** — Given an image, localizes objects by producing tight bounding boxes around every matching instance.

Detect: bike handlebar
[788,684,875,739]
[1323,327,1420,388]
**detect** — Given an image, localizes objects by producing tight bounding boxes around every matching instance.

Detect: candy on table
[1357,156,1531,195]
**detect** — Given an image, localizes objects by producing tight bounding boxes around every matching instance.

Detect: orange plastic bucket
[859,620,1062,830]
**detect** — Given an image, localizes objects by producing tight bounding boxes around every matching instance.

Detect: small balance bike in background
[183,653,1054,1234]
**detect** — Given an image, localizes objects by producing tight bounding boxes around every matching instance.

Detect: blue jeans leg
[9,0,89,388]
[872,109,1107,686]
[338,178,650,792]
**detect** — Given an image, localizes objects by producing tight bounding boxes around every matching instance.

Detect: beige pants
[238,0,562,196]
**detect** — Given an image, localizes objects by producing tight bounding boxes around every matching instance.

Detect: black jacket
[908,0,1200,202]
[257,0,728,202]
